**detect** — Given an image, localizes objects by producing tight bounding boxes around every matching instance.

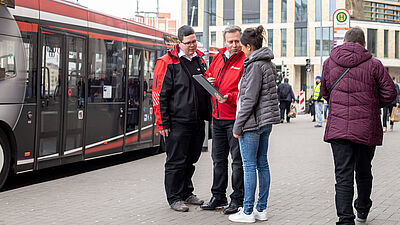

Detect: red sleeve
[152,59,169,131]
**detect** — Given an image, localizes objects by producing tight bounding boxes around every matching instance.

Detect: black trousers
[164,121,205,205]
[383,104,394,127]
[279,101,291,122]
[211,118,244,203]
[331,139,376,225]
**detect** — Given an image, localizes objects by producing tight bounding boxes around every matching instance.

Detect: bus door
[37,29,86,168]
[125,47,142,148]
[141,50,156,144]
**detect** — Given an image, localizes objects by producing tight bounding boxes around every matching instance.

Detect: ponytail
[240,25,265,50]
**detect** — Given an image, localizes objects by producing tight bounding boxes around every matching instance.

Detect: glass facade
[242,0,260,24]
[268,0,273,23]
[295,0,307,23]
[267,29,273,51]
[188,0,198,27]
[281,0,287,23]
[211,31,216,46]
[315,0,321,21]
[396,31,399,59]
[281,28,287,57]
[329,0,336,20]
[315,27,333,56]
[210,0,216,26]
[224,0,235,25]
[363,1,400,23]
[367,29,377,57]
[384,30,388,58]
[295,27,307,56]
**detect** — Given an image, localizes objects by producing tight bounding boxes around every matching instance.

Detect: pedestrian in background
[152,25,212,212]
[382,77,400,132]
[230,25,280,223]
[312,76,324,127]
[277,78,296,123]
[321,27,397,225]
[323,100,329,122]
[201,25,246,214]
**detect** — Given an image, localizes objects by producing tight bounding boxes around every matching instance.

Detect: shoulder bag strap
[329,68,350,94]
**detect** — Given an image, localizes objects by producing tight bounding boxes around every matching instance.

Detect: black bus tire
[0,129,11,190]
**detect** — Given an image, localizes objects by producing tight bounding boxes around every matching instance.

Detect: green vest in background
[312,83,325,101]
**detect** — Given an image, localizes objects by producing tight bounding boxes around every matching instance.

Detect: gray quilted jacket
[233,47,280,136]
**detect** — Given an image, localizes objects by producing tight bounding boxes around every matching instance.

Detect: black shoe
[223,201,242,214]
[200,197,228,210]
[356,212,368,223]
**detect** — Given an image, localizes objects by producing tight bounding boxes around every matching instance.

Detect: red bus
[0,0,176,189]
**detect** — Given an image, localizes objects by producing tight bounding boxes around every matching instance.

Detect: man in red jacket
[152,25,212,212]
[321,27,397,225]
[200,25,246,214]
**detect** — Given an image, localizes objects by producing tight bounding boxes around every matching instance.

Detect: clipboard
[192,74,223,99]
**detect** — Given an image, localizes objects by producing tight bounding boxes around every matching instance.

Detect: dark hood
[244,47,274,66]
[329,42,372,68]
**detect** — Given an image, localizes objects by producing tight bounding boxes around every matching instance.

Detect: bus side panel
[84,103,125,158]
[13,104,35,171]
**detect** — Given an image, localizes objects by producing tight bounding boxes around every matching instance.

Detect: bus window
[0,39,16,81]
[21,30,37,102]
[88,39,125,103]
[126,48,141,132]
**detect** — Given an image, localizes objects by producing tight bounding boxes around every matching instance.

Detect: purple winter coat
[321,42,397,146]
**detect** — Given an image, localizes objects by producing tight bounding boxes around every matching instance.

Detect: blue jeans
[238,124,272,215]
[315,102,323,126]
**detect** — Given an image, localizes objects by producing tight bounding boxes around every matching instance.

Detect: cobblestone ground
[0,115,399,225]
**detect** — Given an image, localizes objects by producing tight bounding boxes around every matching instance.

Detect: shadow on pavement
[2,148,163,192]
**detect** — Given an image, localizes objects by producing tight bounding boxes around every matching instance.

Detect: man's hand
[233,132,241,138]
[207,77,216,86]
[159,129,171,137]
[215,92,228,103]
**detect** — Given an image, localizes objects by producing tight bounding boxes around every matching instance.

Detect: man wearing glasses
[152,25,212,212]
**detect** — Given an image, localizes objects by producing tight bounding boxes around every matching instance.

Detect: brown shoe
[170,200,189,212]
[184,195,204,205]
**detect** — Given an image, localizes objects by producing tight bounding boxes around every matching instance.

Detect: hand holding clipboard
[193,74,228,103]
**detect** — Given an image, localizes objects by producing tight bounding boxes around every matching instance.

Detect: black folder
[193,74,223,99]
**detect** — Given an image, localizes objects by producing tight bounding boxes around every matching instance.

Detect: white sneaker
[228,207,256,223]
[383,127,387,132]
[253,207,268,221]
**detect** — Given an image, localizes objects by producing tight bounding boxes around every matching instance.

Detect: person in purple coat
[321,27,397,225]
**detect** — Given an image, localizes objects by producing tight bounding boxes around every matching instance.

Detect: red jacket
[152,45,212,131]
[205,48,246,120]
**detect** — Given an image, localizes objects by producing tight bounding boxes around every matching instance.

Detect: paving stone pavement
[1,115,400,225]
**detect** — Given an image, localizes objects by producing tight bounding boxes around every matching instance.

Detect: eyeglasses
[182,40,197,46]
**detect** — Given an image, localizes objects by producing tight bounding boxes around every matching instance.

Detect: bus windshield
[0,36,17,81]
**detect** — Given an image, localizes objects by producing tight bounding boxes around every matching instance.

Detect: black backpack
[279,84,290,99]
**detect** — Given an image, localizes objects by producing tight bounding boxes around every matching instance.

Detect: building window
[295,27,307,56]
[211,32,216,46]
[281,0,287,23]
[188,0,198,26]
[384,30,388,58]
[396,31,399,59]
[242,0,260,24]
[224,0,235,25]
[367,29,377,57]
[281,28,287,57]
[268,0,273,23]
[267,29,273,51]
[295,0,307,23]
[196,32,203,44]
[330,0,336,20]
[210,0,216,26]
[315,27,333,56]
[315,0,321,21]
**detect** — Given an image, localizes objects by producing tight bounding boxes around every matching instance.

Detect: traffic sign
[333,9,351,48]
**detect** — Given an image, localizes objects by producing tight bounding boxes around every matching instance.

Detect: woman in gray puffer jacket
[229,26,280,223]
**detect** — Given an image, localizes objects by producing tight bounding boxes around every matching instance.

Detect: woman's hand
[233,133,241,138]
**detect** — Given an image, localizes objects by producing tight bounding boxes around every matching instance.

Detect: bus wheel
[0,129,11,190]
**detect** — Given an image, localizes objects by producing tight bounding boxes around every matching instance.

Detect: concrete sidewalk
[0,115,399,224]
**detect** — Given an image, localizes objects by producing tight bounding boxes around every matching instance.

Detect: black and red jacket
[152,44,212,131]
[205,48,246,120]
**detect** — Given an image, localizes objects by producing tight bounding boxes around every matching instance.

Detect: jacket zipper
[215,68,223,119]
[216,54,237,119]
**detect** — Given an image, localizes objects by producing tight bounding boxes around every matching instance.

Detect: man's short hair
[178,25,195,42]
[223,25,242,40]
[284,78,289,83]
[344,27,365,46]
